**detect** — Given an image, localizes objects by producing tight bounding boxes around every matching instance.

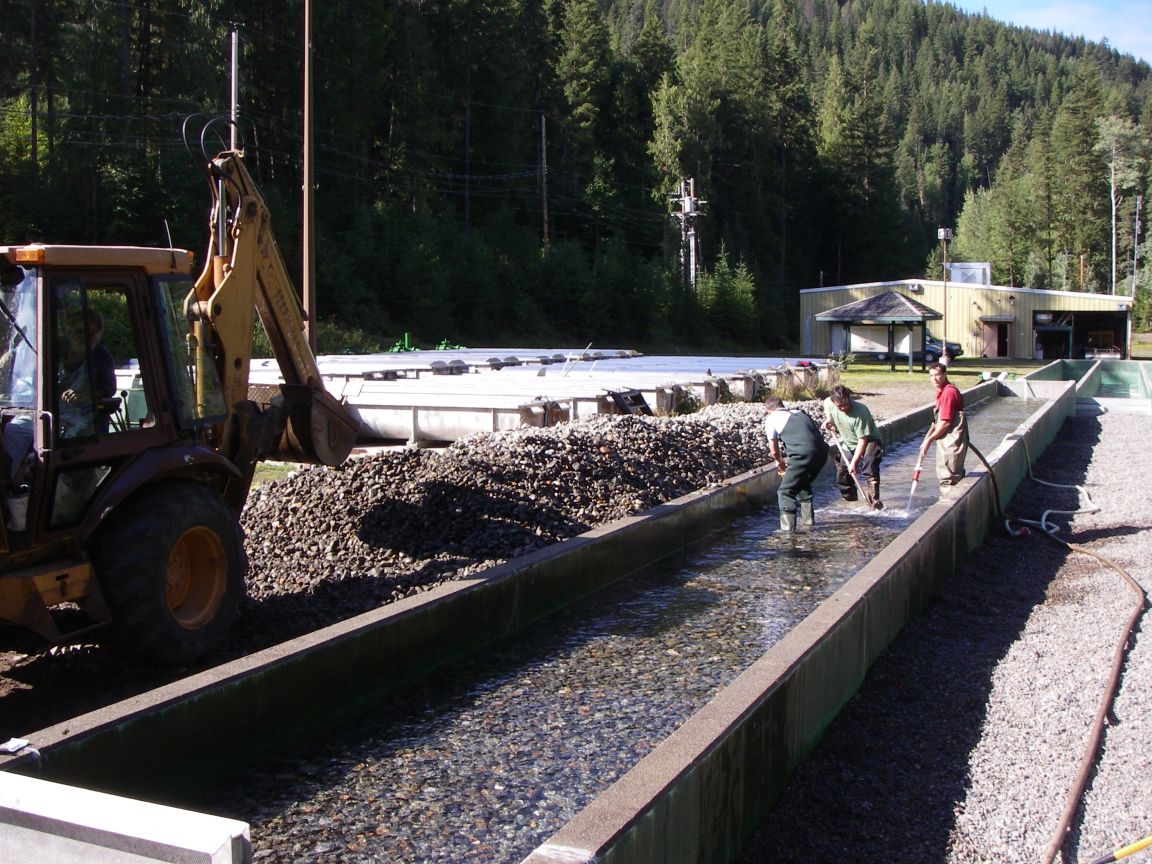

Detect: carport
[816,291,941,371]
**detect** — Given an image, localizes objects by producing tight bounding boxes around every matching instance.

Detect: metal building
[800,279,1135,360]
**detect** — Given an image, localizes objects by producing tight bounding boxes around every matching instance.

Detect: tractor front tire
[92,481,247,665]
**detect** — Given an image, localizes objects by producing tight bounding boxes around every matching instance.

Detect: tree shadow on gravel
[355,480,589,560]
[232,482,596,651]
[738,419,1100,863]
[0,644,180,737]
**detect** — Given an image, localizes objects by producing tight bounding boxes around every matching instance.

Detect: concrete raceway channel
[0,372,1083,864]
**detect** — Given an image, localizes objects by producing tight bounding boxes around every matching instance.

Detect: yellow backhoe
[0,147,357,664]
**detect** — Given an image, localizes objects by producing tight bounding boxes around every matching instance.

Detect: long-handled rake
[830,430,873,507]
[906,457,924,511]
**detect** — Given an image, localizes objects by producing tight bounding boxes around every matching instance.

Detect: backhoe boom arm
[192,150,357,468]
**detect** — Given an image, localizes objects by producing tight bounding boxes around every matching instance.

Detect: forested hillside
[1,0,1149,351]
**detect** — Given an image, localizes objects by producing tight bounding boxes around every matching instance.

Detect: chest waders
[777,413,828,533]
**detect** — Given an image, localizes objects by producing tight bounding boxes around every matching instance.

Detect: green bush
[252,318,391,358]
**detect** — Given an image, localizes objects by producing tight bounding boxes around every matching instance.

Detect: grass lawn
[1132,332,1152,359]
[835,356,1046,397]
[253,461,299,487]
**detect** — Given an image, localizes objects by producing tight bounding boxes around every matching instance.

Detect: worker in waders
[822,384,884,510]
[764,396,828,533]
[918,362,968,490]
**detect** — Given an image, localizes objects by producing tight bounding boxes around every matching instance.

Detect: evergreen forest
[1,0,1150,353]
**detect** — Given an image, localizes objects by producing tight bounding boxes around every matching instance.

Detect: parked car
[922,333,963,362]
[877,332,963,363]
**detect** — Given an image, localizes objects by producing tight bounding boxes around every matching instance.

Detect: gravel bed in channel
[740,409,1152,864]
[200,527,801,863]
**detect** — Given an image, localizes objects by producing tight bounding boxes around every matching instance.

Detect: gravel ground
[740,408,1151,864]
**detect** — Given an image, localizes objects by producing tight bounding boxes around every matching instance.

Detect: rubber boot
[869,480,884,510]
[797,500,814,533]
[780,511,797,533]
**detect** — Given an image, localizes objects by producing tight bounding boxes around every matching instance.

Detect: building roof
[814,291,940,323]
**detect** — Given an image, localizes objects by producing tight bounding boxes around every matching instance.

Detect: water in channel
[198,394,1042,864]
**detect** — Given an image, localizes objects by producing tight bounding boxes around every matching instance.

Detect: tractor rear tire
[91,480,247,665]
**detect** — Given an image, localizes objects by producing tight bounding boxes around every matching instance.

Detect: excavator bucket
[276,384,360,466]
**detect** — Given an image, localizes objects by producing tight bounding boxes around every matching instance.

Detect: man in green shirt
[822,385,884,510]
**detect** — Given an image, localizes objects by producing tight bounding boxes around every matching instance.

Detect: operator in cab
[57,308,117,438]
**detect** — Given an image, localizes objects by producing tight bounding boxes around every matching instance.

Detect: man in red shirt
[918,362,968,489]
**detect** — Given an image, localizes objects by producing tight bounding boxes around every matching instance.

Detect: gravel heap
[237,402,803,641]
[740,409,1151,864]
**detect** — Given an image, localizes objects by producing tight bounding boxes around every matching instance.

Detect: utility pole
[1109,154,1118,293]
[28,0,38,176]
[938,227,952,367]
[229,26,239,151]
[540,112,549,249]
[672,178,705,291]
[303,0,316,351]
[463,80,472,234]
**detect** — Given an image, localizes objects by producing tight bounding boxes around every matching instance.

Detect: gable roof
[814,291,940,323]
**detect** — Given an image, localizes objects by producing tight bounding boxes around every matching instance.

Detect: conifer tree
[1049,61,1108,290]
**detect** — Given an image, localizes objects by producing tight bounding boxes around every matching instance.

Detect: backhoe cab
[0,150,357,665]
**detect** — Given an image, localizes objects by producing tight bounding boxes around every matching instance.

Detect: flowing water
[198,394,1043,864]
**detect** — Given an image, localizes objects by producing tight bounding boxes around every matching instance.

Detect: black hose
[967,441,1030,538]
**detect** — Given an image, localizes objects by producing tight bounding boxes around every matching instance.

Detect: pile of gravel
[740,409,1151,864]
[236,402,806,645]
